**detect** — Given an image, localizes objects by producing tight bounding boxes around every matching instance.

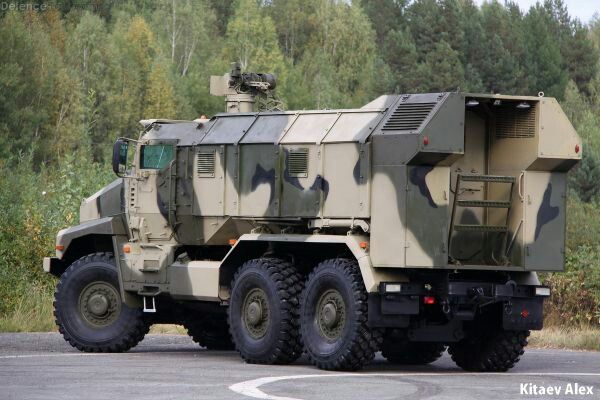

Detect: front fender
[55,216,127,259]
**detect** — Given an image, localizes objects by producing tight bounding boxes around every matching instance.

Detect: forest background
[0,0,598,347]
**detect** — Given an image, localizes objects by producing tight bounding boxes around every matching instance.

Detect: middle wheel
[228,257,303,364]
[300,258,382,371]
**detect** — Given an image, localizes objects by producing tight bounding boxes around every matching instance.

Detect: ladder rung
[457,200,511,208]
[460,175,515,183]
[454,224,508,232]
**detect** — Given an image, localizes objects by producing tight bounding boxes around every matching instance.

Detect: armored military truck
[44,64,581,371]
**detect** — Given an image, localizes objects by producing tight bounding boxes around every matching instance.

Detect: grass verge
[529,326,600,351]
[0,288,55,332]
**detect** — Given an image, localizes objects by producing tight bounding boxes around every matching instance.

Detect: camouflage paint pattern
[53,92,581,297]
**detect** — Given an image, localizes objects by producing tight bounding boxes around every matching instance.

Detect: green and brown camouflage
[44,67,580,361]
[46,85,581,298]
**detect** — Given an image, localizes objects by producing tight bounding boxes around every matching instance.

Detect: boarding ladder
[448,174,516,263]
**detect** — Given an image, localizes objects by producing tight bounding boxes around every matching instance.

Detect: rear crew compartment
[448,96,577,270]
[369,93,580,271]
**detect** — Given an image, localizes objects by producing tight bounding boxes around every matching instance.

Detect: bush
[0,150,113,328]
[541,197,600,327]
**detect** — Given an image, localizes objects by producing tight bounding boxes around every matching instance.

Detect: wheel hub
[78,281,121,328]
[321,302,339,328]
[242,288,270,339]
[246,301,263,326]
[316,289,346,341]
[88,293,109,316]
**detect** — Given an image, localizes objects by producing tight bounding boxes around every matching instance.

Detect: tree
[561,23,598,96]
[269,0,319,65]
[420,40,463,92]
[523,4,568,97]
[570,147,600,203]
[361,0,407,43]
[382,28,419,92]
[406,0,442,60]
[220,0,286,75]
[144,59,177,118]
[105,15,157,136]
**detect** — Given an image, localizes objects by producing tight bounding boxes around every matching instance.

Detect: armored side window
[140,144,174,169]
[196,150,216,178]
[288,148,309,178]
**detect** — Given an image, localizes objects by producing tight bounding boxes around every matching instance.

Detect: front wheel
[54,252,149,352]
[300,258,382,371]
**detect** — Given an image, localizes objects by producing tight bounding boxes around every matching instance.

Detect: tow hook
[441,300,451,314]
[468,286,485,300]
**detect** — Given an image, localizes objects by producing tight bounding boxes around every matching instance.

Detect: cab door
[128,140,177,243]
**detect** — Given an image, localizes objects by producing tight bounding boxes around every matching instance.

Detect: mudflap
[503,297,544,330]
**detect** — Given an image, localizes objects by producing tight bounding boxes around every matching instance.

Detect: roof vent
[382,102,436,131]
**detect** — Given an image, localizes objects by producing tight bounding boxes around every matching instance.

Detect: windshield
[140,144,174,169]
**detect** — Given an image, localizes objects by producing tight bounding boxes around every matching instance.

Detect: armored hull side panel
[137,92,580,271]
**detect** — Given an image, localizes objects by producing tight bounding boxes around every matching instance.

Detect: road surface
[0,333,598,400]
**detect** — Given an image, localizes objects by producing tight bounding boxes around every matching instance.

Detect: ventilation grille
[287,148,308,178]
[495,105,536,138]
[382,102,436,131]
[196,150,215,177]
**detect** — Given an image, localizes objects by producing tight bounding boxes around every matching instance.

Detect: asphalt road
[0,333,598,400]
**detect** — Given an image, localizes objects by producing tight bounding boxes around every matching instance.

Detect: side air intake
[382,102,437,131]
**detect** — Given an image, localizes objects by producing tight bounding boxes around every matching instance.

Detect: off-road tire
[228,258,303,364]
[381,337,446,365]
[184,314,235,350]
[300,258,382,371]
[448,329,530,372]
[54,252,149,352]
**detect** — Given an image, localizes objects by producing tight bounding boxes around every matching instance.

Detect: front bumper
[43,257,63,277]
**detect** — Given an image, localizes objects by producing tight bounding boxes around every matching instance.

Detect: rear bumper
[369,280,549,333]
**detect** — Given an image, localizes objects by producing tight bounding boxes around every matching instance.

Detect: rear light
[521,309,530,318]
[384,283,402,293]
[535,287,551,297]
[423,296,436,305]
[123,244,131,254]
[55,245,64,251]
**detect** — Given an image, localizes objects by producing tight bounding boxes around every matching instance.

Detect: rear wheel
[228,258,303,364]
[448,329,530,371]
[381,334,446,365]
[184,314,234,350]
[300,258,382,371]
[54,252,149,352]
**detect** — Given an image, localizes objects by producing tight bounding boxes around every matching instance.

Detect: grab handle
[518,172,524,201]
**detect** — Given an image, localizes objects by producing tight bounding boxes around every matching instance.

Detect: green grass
[0,287,55,332]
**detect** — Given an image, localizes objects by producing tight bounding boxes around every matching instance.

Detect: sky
[474,0,599,23]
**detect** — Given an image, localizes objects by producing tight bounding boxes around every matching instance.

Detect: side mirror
[112,139,129,176]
